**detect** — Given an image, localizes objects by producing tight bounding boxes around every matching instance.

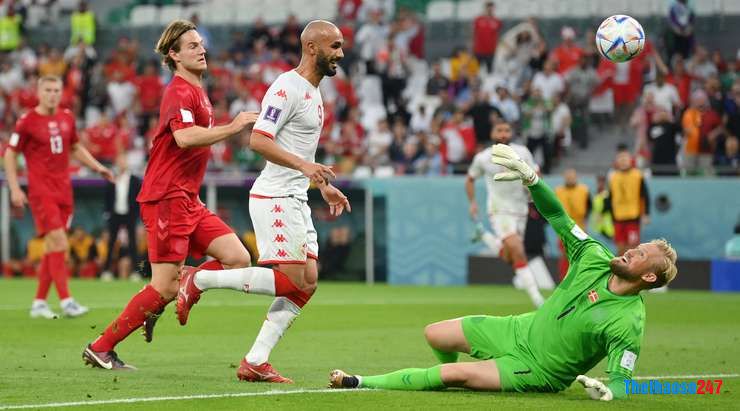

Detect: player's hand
[232,111,259,132]
[98,166,115,183]
[490,144,539,186]
[469,202,479,220]
[300,162,336,186]
[576,375,613,401]
[10,188,28,209]
[320,184,351,216]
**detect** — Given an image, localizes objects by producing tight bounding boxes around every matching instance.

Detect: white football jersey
[251,70,324,201]
[468,143,536,216]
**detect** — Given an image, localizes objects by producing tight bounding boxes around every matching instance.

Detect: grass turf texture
[0,280,738,410]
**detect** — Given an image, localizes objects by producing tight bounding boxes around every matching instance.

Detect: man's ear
[641,272,657,285]
[168,49,179,64]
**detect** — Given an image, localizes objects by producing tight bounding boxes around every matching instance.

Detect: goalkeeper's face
[609,243,660,286]
[491,123,512,144]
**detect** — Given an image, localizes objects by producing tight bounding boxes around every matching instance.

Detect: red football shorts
[28,197,73,236]
[614,221,640,245]
[140,195,233,263]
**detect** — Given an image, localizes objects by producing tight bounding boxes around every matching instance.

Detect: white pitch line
[0,388,369,410]
[2,374,738,410]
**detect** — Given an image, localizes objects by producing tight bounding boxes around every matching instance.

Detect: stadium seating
[426,0,455,22]
[129,4,158,27]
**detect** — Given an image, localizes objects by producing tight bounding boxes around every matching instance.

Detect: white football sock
[515,265,545,308]
[528,256,556,290]
[194,267,276,295]
[246,297,301,365]
[481,232,503,256]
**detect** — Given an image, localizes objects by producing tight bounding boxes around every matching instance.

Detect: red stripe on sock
[513,261,528,270]
[47,251,70,300]
[198,260,224,271]
[272,269,311,308]
[91,285,169,352]
[34,254,52,300]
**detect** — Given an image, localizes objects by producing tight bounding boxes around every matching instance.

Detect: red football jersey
[137,75,214,203]
[8,109,78,204]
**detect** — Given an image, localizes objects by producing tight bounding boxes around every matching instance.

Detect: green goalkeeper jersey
[524,180,645,398]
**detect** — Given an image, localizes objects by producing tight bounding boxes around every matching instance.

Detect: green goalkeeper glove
[490,144,539,186]
[576,375,614,401]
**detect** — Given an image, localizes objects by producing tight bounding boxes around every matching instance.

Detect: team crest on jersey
[304,91,312,100]
[588,290,599,303]
[264,106,282,123]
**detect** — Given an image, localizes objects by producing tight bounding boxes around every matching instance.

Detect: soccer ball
[595,15,645,63]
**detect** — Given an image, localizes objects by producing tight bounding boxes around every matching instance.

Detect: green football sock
[360,365,445,391]
[431,347,459,364]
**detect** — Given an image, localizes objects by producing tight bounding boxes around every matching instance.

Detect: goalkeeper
[329,144,678,401]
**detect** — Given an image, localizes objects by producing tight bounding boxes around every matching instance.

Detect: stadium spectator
[688,46,718,82]
[682,89,721,175]
[425,61,449,96]
[551,93,572,158]
[440,109,475,173]
[554,168,591,279]
[338,0,363,22]
[531,59,564,102]
[38,48,67,77]
[666,0,695,60]
[715,135,739,176]
[647,108,681,176]
[551,26,584,75]
[366,118,393,168]
[134,60,164,135]
[665,54,694,106]
[465,87,501,149]
[642,71,681,114]
[377,35,409,116]
[0,6,21,52]
[607,147,650,256]
[566,55,598,148]
[82,113,120,166]
[472,1,501,74]
[521,87,553,174]
[355,9,389,74]
[70,1,95,46]
[490,85,519,124]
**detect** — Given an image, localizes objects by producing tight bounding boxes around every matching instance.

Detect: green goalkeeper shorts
[461,314,556,393]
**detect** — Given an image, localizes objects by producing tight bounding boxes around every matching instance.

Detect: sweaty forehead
[180,30,202,45]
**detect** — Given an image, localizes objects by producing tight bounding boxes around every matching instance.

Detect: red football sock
[272,269,311,308]
[47,251,70,300]
[198,260,224,271]
[91,284,168,352]
[34,254,52,300]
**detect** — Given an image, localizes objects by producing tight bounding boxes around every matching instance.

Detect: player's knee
[424,323,443,346]
[301,279,317,296]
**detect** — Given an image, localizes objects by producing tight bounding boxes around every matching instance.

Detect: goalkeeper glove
[576,375,614,401]
[490,144,539,186]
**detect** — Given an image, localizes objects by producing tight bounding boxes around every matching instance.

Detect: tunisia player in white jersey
[466,120,545,307]
[177,20,349,383]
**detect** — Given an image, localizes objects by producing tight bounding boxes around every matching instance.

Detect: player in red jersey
[3,75,114,319]
[82,20,259,370]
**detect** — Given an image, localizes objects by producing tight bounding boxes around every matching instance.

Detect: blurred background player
[177,20,349,383]
[3,75,113,319]
[83,20,258,370]
[101,154,141,281]
[466,120,545,307]
[607,147,650,256]
[554,168,591,279]
[329,144,678,402]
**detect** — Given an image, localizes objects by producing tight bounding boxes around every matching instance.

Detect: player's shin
[194,266,277,295]
[245,296,302,365]
[514,262,545,307]
[360,365,446,391]
[47,251,71,300]
[34,254,52,300]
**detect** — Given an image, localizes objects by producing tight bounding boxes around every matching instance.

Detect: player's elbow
[173,132,192,149]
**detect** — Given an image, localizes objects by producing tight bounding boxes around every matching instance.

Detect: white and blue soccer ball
[596,15,645,63]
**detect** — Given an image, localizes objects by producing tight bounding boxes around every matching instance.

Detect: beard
[317,51,337,77]
[609,257,639,281]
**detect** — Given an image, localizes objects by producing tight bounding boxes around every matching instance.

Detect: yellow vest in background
[0,15,21,51]
[71,11,95,45]
[555,184,590,228]
[609,169,644,221]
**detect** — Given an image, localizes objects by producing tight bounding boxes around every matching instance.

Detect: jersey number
[50,135,63,154]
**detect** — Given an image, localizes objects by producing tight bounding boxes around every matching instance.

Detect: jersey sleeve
[528,179,593,262]
[603,315,644,400]
[164,87,198,133]
[467,153,485,179]
[8,116,28,152]
[252,79,297,139]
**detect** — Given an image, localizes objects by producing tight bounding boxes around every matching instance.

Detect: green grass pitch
[0,280,738,410]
